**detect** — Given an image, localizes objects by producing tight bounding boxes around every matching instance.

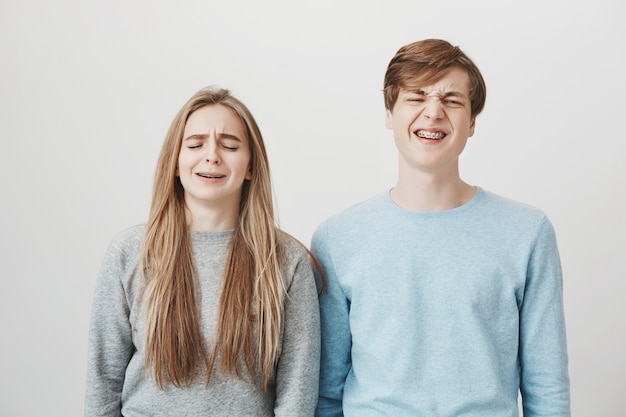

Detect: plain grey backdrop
[1,0,624,415]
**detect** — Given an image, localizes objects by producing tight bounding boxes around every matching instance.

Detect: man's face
[385,67,475,177]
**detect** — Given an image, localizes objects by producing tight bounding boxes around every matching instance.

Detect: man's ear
[385,109,393,129]
[469,117,476,138]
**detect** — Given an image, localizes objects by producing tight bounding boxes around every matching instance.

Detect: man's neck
[390,173,475,212]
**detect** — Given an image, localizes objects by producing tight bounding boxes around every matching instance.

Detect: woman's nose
[205,142,220,163]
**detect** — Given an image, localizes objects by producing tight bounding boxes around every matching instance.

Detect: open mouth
[415,129,447,140]
[196,173,225,179]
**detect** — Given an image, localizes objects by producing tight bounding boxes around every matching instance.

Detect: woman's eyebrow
[183,133,242,141]
[183,134,207,141]
[218,133,242,142]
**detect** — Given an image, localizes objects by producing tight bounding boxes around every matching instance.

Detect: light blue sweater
[311,187,570,417]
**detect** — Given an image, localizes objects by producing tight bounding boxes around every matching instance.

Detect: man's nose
[423,98,444,120]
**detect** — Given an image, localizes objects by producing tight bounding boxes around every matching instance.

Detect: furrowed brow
[412,89,467,99]
[218,133,242,142]
[183,133,242,141]
[183,134,208,141]
[442,91,467,99]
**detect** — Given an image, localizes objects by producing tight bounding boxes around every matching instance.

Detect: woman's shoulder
[276,230,317,290]
[108,224,145,251]
[97,225,145,287]
[277,229,310,259]
[101,224,146,268]
[277,230,315,272]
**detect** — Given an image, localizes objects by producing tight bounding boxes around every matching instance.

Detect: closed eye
[220,140,239,151]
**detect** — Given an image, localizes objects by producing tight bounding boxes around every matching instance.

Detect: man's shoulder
[311,191,390,249]
[318,191,389,229]
[477,188,549,225]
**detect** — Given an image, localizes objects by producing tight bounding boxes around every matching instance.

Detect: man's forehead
[401,85,469,97]
[403,68,471,95]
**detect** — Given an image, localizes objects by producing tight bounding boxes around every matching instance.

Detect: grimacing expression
[177,104,252,211]
[385,67,475,175]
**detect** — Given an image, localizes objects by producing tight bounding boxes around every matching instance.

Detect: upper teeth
[198,173,222,178]
[417,130,445,139]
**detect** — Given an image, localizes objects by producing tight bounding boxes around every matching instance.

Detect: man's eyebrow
[183,133,242,141]
[441,91,467,98]
[410,89,467,98]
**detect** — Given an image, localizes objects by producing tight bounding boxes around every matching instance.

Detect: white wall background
[1,0,624,415]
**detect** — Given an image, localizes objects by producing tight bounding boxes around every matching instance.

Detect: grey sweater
[85,225,320,416]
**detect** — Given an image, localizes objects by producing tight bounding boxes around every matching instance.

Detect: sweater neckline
[190,229,234,245]
[384,186,483,216]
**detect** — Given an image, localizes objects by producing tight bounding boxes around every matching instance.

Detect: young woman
[85,86,321,416]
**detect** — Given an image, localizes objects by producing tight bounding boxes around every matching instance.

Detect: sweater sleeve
[273,246,321,417]
[85,235,136,417]
[519,217,571,416]
[311,223,351,417]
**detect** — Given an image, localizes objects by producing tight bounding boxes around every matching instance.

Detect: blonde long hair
[141,86,284,390]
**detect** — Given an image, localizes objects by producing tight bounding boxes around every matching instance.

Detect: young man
[312,39,570,417]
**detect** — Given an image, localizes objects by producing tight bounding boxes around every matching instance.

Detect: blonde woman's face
[178,104,252,215]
